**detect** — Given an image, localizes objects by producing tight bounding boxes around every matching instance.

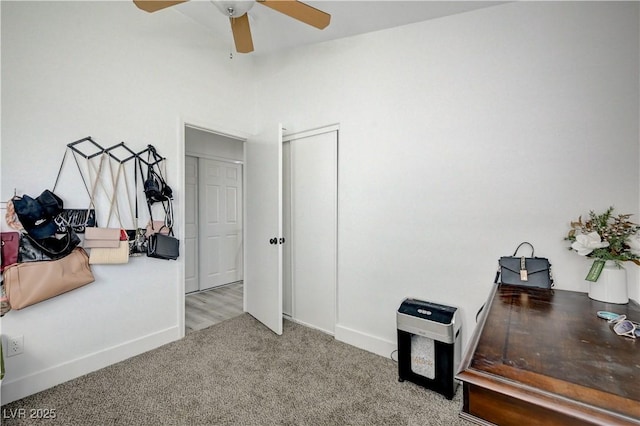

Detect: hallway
[185,281,243,334]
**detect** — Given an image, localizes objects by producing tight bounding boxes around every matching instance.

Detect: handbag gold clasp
[520,256,528,281]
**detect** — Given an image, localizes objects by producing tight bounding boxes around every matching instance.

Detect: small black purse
[147,227,179,260]
[495,242,553,289]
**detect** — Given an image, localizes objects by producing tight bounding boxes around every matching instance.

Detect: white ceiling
[172,1,508,56]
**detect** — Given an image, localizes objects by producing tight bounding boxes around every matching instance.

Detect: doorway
[184,126,244,294]
[182,123,337,337]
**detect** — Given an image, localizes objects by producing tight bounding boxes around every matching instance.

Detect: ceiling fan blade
[133,1,188,13]
[230,14,254,54]
[258,0,331,30]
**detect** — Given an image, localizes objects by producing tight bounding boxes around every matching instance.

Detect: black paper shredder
[397,298,461,399]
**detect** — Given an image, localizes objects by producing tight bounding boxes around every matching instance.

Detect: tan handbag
[85,155,130,264]
[3,247,95,310]
[89,231,129,265]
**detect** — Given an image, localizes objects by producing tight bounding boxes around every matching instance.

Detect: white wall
[1,1,254,403]
[1,0,638,403]
[254,2,640,356]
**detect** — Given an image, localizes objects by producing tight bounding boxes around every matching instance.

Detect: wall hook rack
[136,144,165,168]
[105,141,138,164]
[64,138,167,167]
[67,136,105,160]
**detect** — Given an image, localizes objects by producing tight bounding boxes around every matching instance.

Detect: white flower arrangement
[565,207,640,265]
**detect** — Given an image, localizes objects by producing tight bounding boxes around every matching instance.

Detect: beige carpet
[1,314,470,425]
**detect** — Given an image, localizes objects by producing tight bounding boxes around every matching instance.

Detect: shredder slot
[397,298,457,323]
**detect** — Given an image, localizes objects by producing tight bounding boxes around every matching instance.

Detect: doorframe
[179,117,250,338]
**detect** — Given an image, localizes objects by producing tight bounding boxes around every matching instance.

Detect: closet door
[245,124,284,335]
[282,143,292,317]
[288,128,337,334]
[198,158,243,291]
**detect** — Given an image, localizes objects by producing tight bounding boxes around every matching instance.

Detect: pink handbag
[145,220,170,238]
[83,227,121,248]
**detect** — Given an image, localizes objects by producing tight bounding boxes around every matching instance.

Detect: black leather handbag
[147,227,179,260]
[19,229,81,263]
[495,242,553,289]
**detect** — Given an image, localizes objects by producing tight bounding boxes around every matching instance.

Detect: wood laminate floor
[185,281,244,334]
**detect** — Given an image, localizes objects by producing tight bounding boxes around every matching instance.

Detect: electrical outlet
[7,335,24,357]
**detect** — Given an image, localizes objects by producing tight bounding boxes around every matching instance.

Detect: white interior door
[244,124,283,335]
[185,155,199,294]
[199,158,243,291]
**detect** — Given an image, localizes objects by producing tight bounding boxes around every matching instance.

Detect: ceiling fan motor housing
[212,0,255,17]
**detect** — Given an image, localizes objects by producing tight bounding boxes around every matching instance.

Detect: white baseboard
[285,315,335,337]
[334,323,396,360]
[1,326,181,405]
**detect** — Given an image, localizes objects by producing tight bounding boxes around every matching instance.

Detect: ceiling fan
[133,0,331,54]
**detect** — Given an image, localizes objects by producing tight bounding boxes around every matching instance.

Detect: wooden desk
[456,284,640,425]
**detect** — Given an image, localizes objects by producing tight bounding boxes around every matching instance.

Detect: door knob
[279,237,286,244]
[269,238,277,245]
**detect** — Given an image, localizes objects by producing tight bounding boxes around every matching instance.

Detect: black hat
[13,193,61,240]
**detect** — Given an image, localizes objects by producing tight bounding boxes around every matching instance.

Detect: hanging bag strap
[104,158,126,231]
[85,153,107,227]
[162,198,174,229]
[120,159,137,229]
[142,153,156,227]
[135,155,144,226]
[160,160,174,229]
[51,145,101,233]
[144,149,169,231]
[52,147,91,199]
[52,147,94,223]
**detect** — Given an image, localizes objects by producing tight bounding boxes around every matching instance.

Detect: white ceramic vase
[588,260,629,304]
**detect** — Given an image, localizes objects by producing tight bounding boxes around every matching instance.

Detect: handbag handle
[21,229,73,256]
[512,242,534,257]
[157,225,174,236]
